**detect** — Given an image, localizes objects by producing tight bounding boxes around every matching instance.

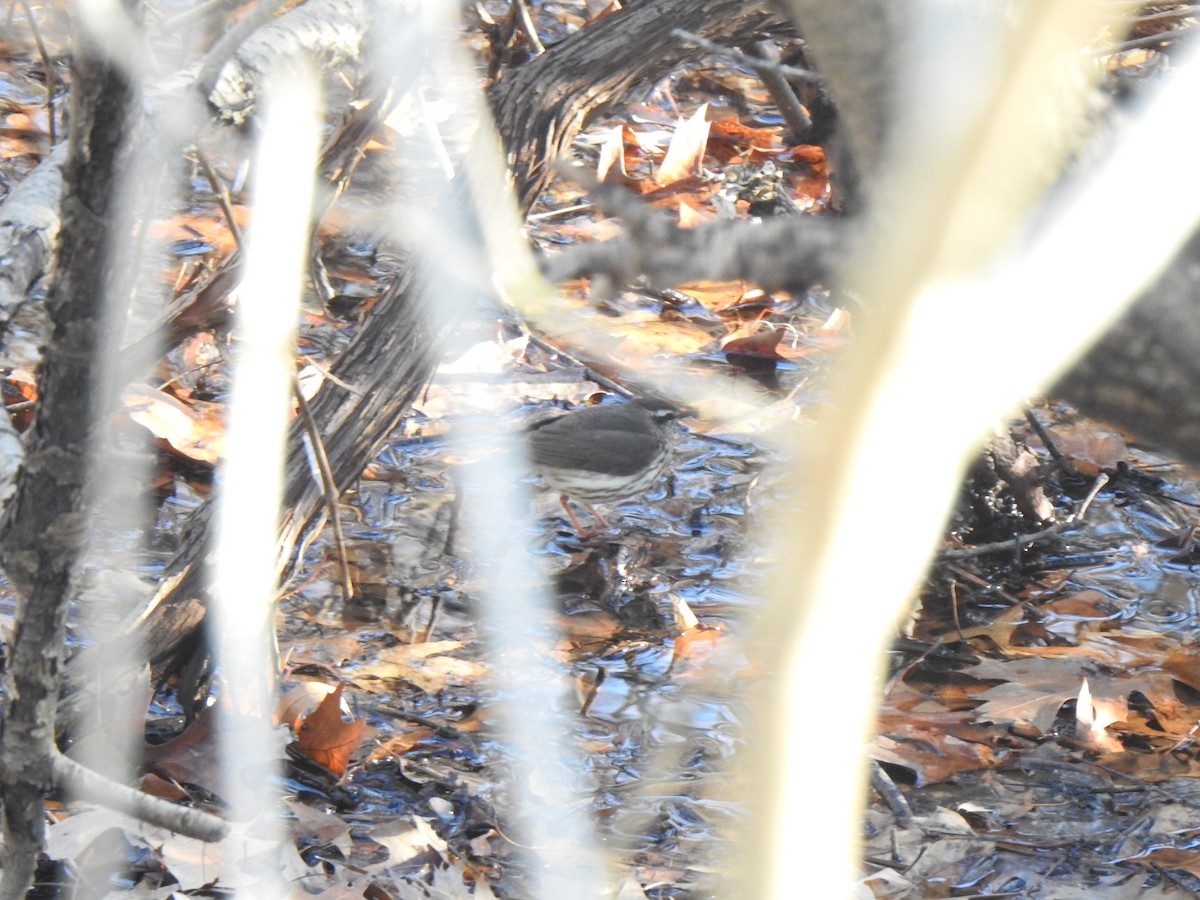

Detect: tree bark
[489,0,792,209]
[0,17,139,896]
[1054,225,1200,467]
[0,142,65,325]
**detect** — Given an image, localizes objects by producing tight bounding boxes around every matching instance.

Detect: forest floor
[2,2,1199,898]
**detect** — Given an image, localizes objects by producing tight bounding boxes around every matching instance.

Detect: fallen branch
[49,752,226,843]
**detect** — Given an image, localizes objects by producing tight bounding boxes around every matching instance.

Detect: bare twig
[194,0,289,99]
[510,0,545,55]
[1093,21,1200,55]
[161,0,236,31]
[671,27,823,82]
[1023,409,1079,480]
[749,40,811,141]
[1131,4,1200,25]
[293,376,354,605]
[16,0,56,145]
[49,751,227,842]
[868,759,912,827]
[943,563,1032,611]
[939,473,1110,559]
[194,148,243,250]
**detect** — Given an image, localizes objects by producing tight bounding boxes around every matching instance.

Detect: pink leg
[558,495,605,539]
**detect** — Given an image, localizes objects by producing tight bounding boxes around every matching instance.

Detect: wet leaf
[872,716,1002,785]
[364,727,437,763]
[123,384,225,465]
[1076,677,1126,753]
[1029,421,1131,474]
[142,704,222,793]
[1121,844,1200,878]
[2,368,36,431]
[722,328,784,373]
[294,683,368,777]
[674,280,756,312]
[351,640,487,694]
[968,656,1096,732]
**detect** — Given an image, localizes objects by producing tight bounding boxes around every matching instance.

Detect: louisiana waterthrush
[528,399,684,535]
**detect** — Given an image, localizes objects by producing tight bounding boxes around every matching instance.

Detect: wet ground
[868,409,1200,898]
[5,3,1200,896]
[264,300,803,896]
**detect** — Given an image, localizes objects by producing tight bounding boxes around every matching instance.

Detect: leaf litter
[869,405,1200,896]
[10,1,1197,897]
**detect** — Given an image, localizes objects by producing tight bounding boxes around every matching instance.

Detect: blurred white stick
[210,68,320,897]
[762,30,1200,900]
[385,4,611,892]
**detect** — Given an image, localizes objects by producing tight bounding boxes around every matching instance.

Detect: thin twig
[868,759,913,827]
[949,578,965,642]
[1073,471,1109,520]
[943,563,1032,611]
[1093,22,1199,56]
[418,594,440,644]
[195,148,244,250]
[1130,4,1200,25]
[671,28,823,83]
[941,519,1067,560]
[473,1,496,27]
[1024,409,1079,479]
[293,376,354,605]
[512,0,545,56]
[161,0,232,30]
[527,201,593,221]
[521,327,629,398]
[749,41,810,141]
[939,473,1110,559]
[155,361,220,393]
[17,0,55,146]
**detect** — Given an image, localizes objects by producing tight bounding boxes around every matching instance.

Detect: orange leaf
[1027,421,1130,474]
[789,144,826,164]
[672,624,725,662]
[364,727,437,764]
[1123,845,1200,878]
[294,683,368,777]
[123,385,226,465]
[2,369,37,432]
[277,680,341,731]
[723,329,784,373]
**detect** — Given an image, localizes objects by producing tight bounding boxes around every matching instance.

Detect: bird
[527,399,685,536]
